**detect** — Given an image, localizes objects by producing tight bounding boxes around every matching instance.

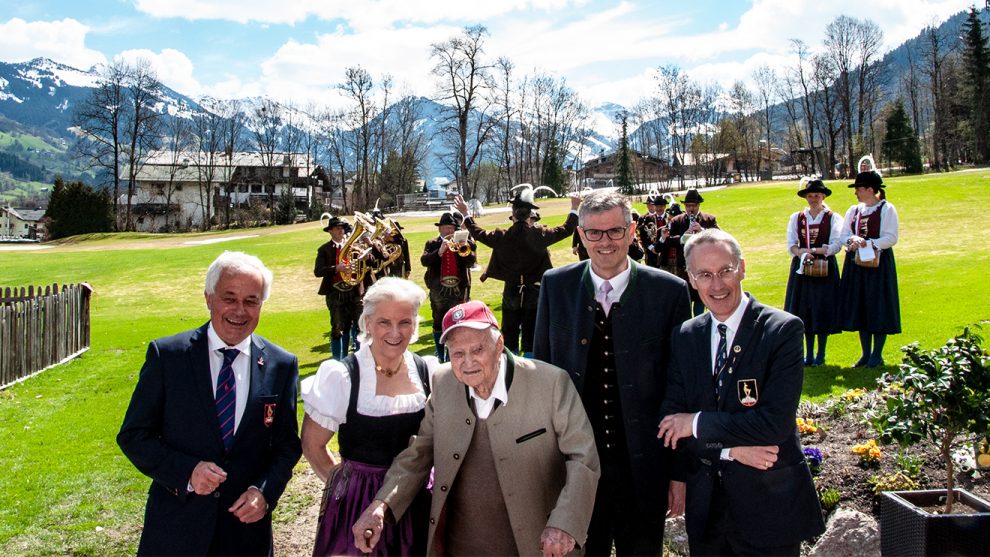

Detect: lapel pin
[733,345,741,353]
[257,356,265,367]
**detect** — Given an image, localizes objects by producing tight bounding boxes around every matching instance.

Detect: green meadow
[1,170,988,554]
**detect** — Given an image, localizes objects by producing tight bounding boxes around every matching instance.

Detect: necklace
[374,360,402,378]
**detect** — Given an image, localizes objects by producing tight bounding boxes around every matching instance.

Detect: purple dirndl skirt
[313,460,429,557]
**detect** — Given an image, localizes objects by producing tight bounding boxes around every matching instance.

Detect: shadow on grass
[802,363,890,401]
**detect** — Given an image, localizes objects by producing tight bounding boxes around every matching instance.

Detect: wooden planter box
[880,489,990,556]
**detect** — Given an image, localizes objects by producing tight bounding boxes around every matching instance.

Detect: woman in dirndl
[301,277,435,556]
[784,178,844,366]
[838,168,900,368]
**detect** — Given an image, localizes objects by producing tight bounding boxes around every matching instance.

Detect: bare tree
[753,66,777,178]
[120,60,163,231]
[812,53,844,179]
[192,101,227,230]
[252,97,283,223]
[430,25,495,199]
[338,66,376,209]
[72,61,128,229]
[161,114,194,231]
[789,39,820,175]
[655,65,693,186]
[324,109,352,213]
[921,24,954,170]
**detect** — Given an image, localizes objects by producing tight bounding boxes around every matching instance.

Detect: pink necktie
[597,280,613,315]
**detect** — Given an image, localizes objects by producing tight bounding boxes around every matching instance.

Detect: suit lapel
[231,334,266,449]
[189,324,220,432]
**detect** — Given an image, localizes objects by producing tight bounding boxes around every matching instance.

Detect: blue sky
[0,0,974,108]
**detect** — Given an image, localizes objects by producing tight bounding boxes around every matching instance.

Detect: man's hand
[657,413,694,449]
[729,445,779,470]
[453,195,470,216]
[229,486,268,523]
[667,480,686,518]
[568,193,582,210]
[540,526,576,557]
[352,500,388,554]
[439,239,451,255]
[190,461,227,495]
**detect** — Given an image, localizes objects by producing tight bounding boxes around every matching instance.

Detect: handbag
[854,248,881,268]
[803,257,829,277]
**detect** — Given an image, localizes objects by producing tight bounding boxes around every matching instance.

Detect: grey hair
[578,190,632,227]
[684,229,744,272]
[204,251,273,301]
[357,277,426,345]
[444,325,502,347]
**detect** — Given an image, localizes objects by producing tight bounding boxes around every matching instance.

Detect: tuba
[335,218,373,289]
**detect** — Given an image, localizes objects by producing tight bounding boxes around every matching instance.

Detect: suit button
[465,418,472,425]
[453,453,460,460]
[587,306,594,311]
[580,339,588,345]
[213,491,220,498]
[430,518,436,525]
[604,335,610,340]
[440,485,448,492]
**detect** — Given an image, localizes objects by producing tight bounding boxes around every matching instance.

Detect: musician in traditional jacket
[783,179,844,367]
[315,216,364,361]
[640,194,668,268]
[421,211,477,361]
[665,189,719,316]
[454,186,579,357]
[371,210,412,280]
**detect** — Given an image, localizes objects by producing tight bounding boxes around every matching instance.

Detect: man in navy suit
[118,251,302,556]
[657,229,824,556]
[534,190,692,556]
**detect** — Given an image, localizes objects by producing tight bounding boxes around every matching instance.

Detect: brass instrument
[642,220,658,243]
[335,218,374,289]
[444,229,472,257]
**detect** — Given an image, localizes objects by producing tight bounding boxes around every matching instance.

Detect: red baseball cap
[439,300,500,344]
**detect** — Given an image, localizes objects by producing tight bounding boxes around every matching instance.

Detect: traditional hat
[646,194,667,206]
[435,211,463,227]
[322,215,347,232]
[630,208,640,222]
[439,300,500,344]
[530,211,541,222]
[848,171,884,190]
[683,189,704,204]
[509,183,540,209]
[797,177,832,198]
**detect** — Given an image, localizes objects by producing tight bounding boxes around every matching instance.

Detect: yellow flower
[796,417,818,434]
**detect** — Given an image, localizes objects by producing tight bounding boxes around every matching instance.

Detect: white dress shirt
[588,260,633,310]
[469,354,509,419]
[785,206,845,256]
[838,201,899,250]
[207,323,252,433]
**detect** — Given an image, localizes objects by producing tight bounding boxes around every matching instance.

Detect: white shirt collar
[711,293,750,335]
[469,353,508,419]
[206,322,253,354]
[588,259,633,301]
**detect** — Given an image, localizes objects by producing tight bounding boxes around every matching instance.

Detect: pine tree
[616,113,633,194]
[883,100,923,174]
[44,177,113,239]
[541,138,566,195]
[960,7,990,162]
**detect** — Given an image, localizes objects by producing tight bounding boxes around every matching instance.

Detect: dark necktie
[714,324,728,402]
[216,348,239,451]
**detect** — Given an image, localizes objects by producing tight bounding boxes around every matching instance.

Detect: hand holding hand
[729,445,779,470]
[190,461,227,495]
[229,486,268,523]
[540,526,576,557]
[657,413,694,449]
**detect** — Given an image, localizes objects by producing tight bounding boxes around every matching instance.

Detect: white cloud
[115,48,204,96]
[0,18,107,69]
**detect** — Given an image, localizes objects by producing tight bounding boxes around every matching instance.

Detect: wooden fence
[0,283,92,389]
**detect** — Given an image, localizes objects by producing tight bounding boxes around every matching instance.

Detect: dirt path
[273,465,325,556]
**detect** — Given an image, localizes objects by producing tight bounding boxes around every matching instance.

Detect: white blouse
[300,345,438,432]
[785,206,845,256]
[839,201,899,250]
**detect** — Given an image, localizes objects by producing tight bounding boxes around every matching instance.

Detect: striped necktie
[216,348,239,451]
[714,324,728,402]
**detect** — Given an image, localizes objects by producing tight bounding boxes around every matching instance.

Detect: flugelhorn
[444,229,472,256]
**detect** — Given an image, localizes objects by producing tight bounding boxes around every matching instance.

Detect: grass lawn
[1,169,988,554]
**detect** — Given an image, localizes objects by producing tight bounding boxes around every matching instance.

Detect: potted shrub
[871,327,990,556]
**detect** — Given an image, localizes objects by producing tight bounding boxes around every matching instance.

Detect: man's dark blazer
[463,213,577,285]
[660,297,825,551]
[117,323,302,556]
[534,260,691,516]
[315,240,342,295]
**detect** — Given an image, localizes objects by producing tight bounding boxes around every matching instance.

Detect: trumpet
[444,229,473,257]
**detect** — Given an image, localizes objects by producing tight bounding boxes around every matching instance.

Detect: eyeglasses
[689,266,739,285]
[582,227,627,241]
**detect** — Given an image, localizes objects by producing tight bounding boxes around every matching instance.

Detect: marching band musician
[664,189,720,316]
[783,178,844,367]
[640,194,668,268]
[421,211,477,362]
[371,209,412,280]
[315,215,367,361]
[454,185,580,358]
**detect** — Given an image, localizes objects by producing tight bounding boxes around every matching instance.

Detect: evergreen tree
[616,113,633,194]
[883,100,923,174]
[541,138,566,195]
[44,177,113,239]
[274,188,297,225]
[960,7,990,162]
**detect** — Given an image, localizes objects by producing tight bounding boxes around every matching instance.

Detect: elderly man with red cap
[352,300,600,557]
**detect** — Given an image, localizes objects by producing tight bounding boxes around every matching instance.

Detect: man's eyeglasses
[689,266,739,285]
[582,227,627,241]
